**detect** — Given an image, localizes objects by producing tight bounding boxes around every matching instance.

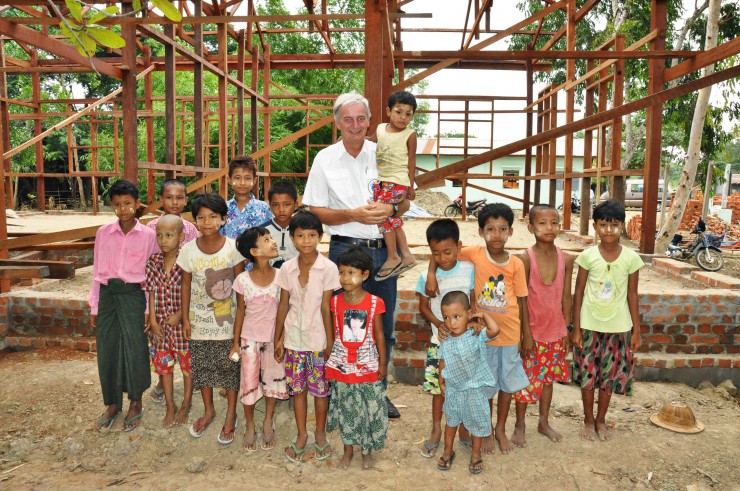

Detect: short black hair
[160,179,187,196]
[191,193,228,218]
[529,204,559,224]
[387,91,417,112]
[478,203,514,228]
[289,210,323,236]
[440,290,470,310]
[236,226,270,263]
[337,246,373,274]
[268,180,298,202]
[426,218,459,244]
[109,179,139,200]
[593,200,626,223]
[228,155,257,178]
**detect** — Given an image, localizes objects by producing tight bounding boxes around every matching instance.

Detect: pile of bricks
[626,215,642,241]
[712,193,740,223]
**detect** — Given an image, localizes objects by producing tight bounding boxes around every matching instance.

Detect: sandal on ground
[123,411,144,432]
[420,439,440,458]
[437,451,456,471]
[149,386,165,404]
[285,442,305,463]
[217,419,239,445]
[261,428,276,451]
[96,411,121,431]
[458,439,473,455]
[313,441,332,461]
[243,427,258,452]
[374,262,403,281]
[188,414,216,438]
[469,459,483,475]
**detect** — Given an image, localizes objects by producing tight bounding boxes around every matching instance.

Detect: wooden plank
[0,224,101,250]
[0,265,49,279]
[664,35,740,81]
[0,258,74,278]
[13,242,94,251]
[396,49,699,60]
[415,62,740,188]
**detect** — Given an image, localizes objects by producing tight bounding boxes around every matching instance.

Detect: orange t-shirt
[459,246,528,347]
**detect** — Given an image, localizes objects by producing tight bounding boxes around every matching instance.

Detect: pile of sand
[412,189,452,217]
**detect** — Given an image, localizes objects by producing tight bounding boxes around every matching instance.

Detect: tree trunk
[655,0,720,252]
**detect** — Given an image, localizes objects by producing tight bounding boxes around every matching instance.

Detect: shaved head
[156,214,184,233]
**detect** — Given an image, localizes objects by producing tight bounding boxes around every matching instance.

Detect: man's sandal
[122,411,144,432]
[96,411,121,431]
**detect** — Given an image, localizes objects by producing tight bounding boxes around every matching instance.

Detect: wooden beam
[415,62,740,188]
[396,49,700,60]
[664,35,740,81]
[0,224,100,250]
[0,265,49,279]
[0,259,74,278]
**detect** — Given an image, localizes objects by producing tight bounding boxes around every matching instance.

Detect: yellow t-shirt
[575,246,644,333]
[459,246,528,347]
[376,124,414,186]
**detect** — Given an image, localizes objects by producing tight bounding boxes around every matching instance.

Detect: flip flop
[260,427,276,451]
[313,441,333,461]
[458,439,473,455]
[285,441,305,463]
[96,411,121,431]
[243,426,258,452]
[420,440,440,458]
[122,410,144,432]
[149,386,165,404]
[374,261,403,282]
[189,414,216,438]
[217,419,239,445]
[395,262,418,276]
[469,459,483,475]
[437,451,456,471]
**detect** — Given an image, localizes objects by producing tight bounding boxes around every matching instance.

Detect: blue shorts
[444,387,492,438]
[484,344,529,396]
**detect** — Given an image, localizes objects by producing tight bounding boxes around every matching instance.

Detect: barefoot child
[326,247,388,469]
[571,200,643,442]
[221,155,273,244]
[425,203,531,455]
[178,193,245,444]
[260,180,299,269]
[514,204,574,444]
[436,291,500,475]
[371,91,418,281]
[274,211,340,462]
[89,179,157,431]
[231,227,288,451]
[147,179,199,405]
[415,219,474,458]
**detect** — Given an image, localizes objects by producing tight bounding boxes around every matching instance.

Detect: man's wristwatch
[390,203,399,217]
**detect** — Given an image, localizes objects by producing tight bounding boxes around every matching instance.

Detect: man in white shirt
[303,93,410,419]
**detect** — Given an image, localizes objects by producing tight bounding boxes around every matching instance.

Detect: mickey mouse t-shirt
[459,246,528,347]
[177,238,245,341]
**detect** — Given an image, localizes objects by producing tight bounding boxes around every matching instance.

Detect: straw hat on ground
[650,401,705,434]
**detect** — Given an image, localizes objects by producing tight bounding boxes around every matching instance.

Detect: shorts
[484,344,529,396]
[190,339,240,392]
[372,181,408,234]
[150,348,191,377]
[444,387,492,438]
[240,339,288,405]
[514,339,571,403]
[422,344,441,396]
[573,329,634,396]
[285,349,330,397]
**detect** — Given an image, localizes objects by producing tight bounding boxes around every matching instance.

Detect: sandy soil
[0,349,738,490]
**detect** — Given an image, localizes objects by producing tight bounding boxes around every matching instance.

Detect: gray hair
[333,92,371,121]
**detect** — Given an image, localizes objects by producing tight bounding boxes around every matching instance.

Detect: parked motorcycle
[665,218,724,272]
[444,195,488,218]
[557,195,581,214]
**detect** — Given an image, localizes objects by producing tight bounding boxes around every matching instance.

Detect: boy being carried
[514,204,574,445]
[415,219,475,458]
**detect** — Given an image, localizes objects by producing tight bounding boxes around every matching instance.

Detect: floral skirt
[572,329,634,396]
[327,380,388,454]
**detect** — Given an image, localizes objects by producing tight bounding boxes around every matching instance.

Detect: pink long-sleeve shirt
[88,219,157,315]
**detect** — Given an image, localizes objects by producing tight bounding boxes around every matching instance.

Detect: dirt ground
[0,348,738,490]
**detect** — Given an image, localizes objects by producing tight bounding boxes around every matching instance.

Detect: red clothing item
[88,219,157,315]
[525,246,567,342]
[143,252,187,351]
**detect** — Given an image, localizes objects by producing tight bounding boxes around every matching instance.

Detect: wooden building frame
[0,0,738,291]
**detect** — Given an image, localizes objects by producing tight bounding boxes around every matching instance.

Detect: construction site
[0,0,738,488]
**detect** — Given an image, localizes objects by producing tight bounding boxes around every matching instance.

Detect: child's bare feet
[362,451,375,469]
[495,428,515,454]
[338,444,354,470]
[595,422,613,441]
[174,403,190,426]
[243,423,258,452]
[580,422,597,441]
[511,424,527,448]
[481,434,496,454]
[163,405,178,428]
[538,421,562,442]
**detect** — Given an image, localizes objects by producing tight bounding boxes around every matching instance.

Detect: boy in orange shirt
[426,203,531,455]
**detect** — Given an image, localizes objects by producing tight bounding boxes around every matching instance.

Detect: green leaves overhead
[86,27,125,49]
[151,0,182,22]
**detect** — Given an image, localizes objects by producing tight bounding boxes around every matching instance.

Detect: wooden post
[193,0,205,192]
[237,29,246,156]
[143,46,155,203]
[562,1,575,229]
[164,23,176,180]
[0,41,11,209]
[580,59,596,235]
[534,94,543,204]
[701,161,713,220]
[640,0,667,253]
[250,45,258,154]
[218,23,228,198]
[523,61,533,217]
[548,90,557,207]
[0,43,8,292]
[31,51,45,211]
[121,1,138,184]
[365,0,383,136]
[610,35,626,204]
[261,45,270,199]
